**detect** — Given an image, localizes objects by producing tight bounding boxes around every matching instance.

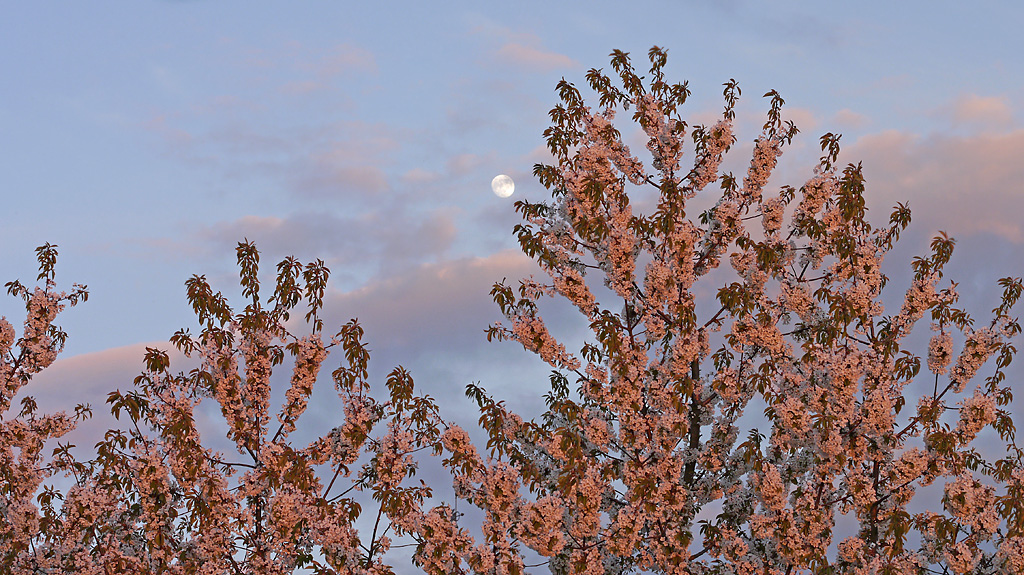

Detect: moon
[491,174,514,198]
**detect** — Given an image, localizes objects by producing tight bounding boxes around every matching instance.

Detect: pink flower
[691,120,733,190]
[955,389,996,443]
[742,136,783,204]
[943,540,978,574]
[998,537,1024,573]
[761,196,786,236]
[0,317,14,353]
[927,328,953,375]
[949,326,1002,393]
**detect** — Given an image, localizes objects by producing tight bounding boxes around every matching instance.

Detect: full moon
[491,174,514,198]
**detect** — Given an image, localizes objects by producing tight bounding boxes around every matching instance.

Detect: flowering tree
[421,48,1024,574]
[1,242,450,575]
[3,47,1023,575]
[0,244,90,570]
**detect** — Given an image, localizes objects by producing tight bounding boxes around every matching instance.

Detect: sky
[2,0,1024,561]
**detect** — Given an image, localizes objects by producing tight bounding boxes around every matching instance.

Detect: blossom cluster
[2,243,454,575]
[481,47,1023,575]
[4,49,1023,575]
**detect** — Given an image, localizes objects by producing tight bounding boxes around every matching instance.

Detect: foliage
[2,48,1023,575]
[452,47,1024,574]
[2,242,447,574]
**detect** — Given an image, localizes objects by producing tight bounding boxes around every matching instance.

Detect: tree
[2,47,1023,575]
[0,244,90,571]
[2,242,450,574]
[429,47,1024,574]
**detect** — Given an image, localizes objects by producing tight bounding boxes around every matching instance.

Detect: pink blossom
[760,196,786,236]
[955,389,996,443]
[943,539,978,574]
[509,315,580,370]
[998,536,1024,573]
[949,326,1002,392]
[742,136,783,204]
[758,464,787,512]
[927,328,953,375]
[0,317,14,353]
[891,273,939,336]
[793,170,837,222]
[691,120,733,190]
[635,93,686,180]
[944,473,998,535]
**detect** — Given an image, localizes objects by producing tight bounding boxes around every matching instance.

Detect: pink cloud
[401,167,441,184]
[234,40,376,93]
[11,342,191,461]
[294,134,400,198]
[951,94,1014,128]
[320,164,389,193]
[18,343,159,407]
[832,108,869,130]
[495,42,577,71]
[447,153,488,176]
[523,143,556,167]
[326,250,537,352]
[280,80,322,95]
[780,106,819,136]
[316,43,377,77]
[198,209,458,270]
[845,128,1024,243]
[469,22,575,72]
[283,43,378,95]
[141,114,193,148]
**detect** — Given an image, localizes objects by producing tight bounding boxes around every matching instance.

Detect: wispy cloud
[319,249,557,415]
[470,22,577,73]
[832,108,869,130]
[446,152,489,176]
[293,162,391,197]
[198,209,458,273]
[281,42,378,95]
[950,93,1014,129]
[846,127,1024,243]
[494,42,577,71]
[15,342,189,461]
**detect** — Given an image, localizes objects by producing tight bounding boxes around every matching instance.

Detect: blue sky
[3,1,1023,501]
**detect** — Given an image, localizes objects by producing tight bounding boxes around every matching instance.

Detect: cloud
[320,249,565,417]
[523,143,557,167]
[286,128,400,199]
[469,21,577,73]
[197,209,458,274]
[950,93,1014,129]
[400,167,441,184]
[314,43,377,77]
[142,114,193,148]
[832,108,869,130]
[281,43,378,95]
[137,38,392,205]
[279,80,323,96]
[294,163,390,197]
[16,343,155,409]
[144,112,405,203]
[446,152,489,176]
[780,106,819,136]
[841,127,1024,243]
[226,39,376,95]
[329,251,530,348]
[494,42,577,71]
[11,342,189,462]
